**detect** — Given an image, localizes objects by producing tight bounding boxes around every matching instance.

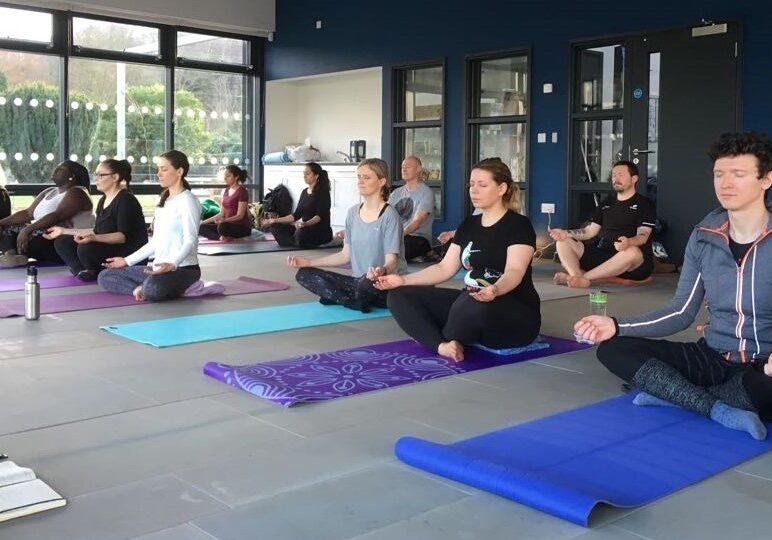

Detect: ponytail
[224,164,249,184]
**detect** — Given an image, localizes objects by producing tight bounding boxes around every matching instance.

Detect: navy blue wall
[266,0,772,235]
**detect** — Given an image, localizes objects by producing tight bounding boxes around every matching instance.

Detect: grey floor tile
[735,451,772,482]
[613,470,772,540]
[178,415,453,507]
[348,492,586,540]
[0,475,226,540]
[132,524,217,540]
[0,398,298,497]
[193,465,468,540]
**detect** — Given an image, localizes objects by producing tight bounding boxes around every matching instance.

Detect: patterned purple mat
[203,337,590,407]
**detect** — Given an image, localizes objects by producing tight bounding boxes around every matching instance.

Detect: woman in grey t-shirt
[288,158,407,312]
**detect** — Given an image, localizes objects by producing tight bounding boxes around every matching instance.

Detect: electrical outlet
[541,203,555,214]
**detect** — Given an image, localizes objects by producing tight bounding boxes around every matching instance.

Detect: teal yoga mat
[101,302,390,347]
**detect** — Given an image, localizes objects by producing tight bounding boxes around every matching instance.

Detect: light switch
[543,83,553,94]
[316,20,322,29]
[537,133,547,143]
[551,132,558,143]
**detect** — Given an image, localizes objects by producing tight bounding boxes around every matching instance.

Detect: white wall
[265,68,382,161]
[5,0,275,35]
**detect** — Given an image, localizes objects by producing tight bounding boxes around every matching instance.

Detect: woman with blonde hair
[287,158,406,312]
[376,157,540,362]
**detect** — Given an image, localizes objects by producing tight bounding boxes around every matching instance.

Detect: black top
[94,190,148,253]
[728,237,755,266]
[293,188,331,229]
[592,192,656,253]
[453,209,540,311]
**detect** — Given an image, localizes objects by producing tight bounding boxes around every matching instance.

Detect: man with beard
[550,161,656,288]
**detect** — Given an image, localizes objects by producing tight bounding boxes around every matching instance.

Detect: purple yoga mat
[203,337,590,407]
[0,274,86,292]
[0,275,289,317]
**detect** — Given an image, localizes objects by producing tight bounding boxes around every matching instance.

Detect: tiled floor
[0,253,770,540]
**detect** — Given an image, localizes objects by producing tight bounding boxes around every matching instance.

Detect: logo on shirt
[629,204,638,210]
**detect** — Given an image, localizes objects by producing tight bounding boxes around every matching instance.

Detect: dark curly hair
[708,132,772,178]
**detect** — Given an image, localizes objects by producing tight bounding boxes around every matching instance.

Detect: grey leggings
[98,264,201,302]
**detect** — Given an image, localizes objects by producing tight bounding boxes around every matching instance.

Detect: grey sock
[633,392,679,408]
[632,358,716,416]
[709,401,767,440]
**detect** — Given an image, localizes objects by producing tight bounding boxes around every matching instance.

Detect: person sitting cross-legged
[550,160,656,288]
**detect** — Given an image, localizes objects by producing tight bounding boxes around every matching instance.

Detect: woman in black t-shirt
[44,159,148,281]
[263,162,333,247]
[376,158,540,362]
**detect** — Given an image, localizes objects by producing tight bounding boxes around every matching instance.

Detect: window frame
[0,4,263,202]
[464,47,531,216]
[391,58,446,220]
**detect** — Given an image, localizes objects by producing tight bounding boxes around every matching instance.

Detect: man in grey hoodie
[574,132,772,440]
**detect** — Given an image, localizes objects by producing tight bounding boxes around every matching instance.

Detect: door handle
[632,148,656,156]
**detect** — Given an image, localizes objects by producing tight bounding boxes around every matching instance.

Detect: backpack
[262,184,293,216]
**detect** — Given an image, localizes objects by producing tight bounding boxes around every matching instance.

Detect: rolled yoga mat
[102,301,391,347]
[0,276,288,318]
[203,336,589,407]
[394,393,772,527]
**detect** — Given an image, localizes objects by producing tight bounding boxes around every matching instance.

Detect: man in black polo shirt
[550,160,656,288]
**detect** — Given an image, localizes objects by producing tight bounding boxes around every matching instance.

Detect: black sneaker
[76,269,97,282]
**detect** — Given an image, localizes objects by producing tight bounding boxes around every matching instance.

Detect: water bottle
[25,264,40,320]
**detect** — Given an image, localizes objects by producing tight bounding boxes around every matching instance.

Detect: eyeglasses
[93,172,115,178]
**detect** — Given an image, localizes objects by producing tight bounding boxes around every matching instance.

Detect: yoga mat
[198,238,342,255]
[0,276,288,318]
[102,302,390,347]
[395,393,772,527]
[203,336,589,407]
[0,274,88,292]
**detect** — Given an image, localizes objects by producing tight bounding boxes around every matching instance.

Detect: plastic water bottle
[25,264,40,320]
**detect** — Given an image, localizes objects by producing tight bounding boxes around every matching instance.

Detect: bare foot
[765,354,772,377]
[438,340,465,362]
[219,235,233,243]
[567,275,591,288]
[132,286,145,302]
[553,272,569,285]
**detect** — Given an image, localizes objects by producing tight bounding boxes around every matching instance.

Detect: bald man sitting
[389,156,435,261]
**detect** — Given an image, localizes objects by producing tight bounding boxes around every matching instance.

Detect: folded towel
[261,151,292,164]
[183,280,226,297]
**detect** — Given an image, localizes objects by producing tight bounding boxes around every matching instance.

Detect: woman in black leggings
[376,158,541,362]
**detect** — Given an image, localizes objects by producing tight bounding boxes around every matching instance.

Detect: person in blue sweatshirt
[574,132,772,440]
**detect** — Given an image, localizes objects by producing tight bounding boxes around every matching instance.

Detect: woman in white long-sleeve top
[98,150,201,302]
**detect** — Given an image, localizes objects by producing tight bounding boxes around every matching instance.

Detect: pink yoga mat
[0,276,289,317]
[0,274,86,292]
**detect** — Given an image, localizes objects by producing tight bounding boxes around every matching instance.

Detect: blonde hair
[358,158,390,201]
[471,157,520,213]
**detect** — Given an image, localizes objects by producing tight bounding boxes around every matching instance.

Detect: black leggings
[404,235,431,260]
[295,267,386,311]
[598,336,772,420]
[0,226,61,262]
[199,222,252,240]
[271,223,332,248]
[53,236,136,275]
[387,285,541,353]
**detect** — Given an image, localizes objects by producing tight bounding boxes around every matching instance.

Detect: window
[466,50,529,214]
[0,6,53,44]
[177,32,249,65]
[0,51,60,184]
[392,62,444,217]
[568,42,625,224]
[174,68,248,183]
[0,7,262,207]
[73,17,160,56]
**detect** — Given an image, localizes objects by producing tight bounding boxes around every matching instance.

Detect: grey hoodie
[617,206,772,362]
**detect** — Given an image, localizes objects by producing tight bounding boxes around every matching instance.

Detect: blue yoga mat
[101,302,389,347]
[395,393,772,526]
